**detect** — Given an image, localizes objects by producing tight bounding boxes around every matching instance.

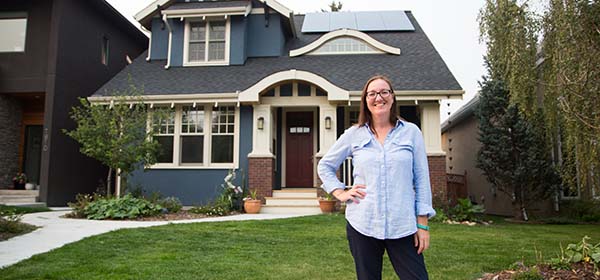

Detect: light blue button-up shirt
[318,120,436,240]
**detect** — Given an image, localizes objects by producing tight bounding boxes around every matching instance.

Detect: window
[0,12,27,52]
[101,36,109,65]
[154,110,175,163]
[151,105,237,168]
[186,19,228,65]
[310,36,381,55]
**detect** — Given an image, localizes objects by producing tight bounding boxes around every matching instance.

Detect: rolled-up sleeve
[318,127,355,194]
[412,126,436,218]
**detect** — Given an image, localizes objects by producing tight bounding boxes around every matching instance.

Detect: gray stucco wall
[129,105,253,205]
[246,13,285,57]
[0,95,23,187]
[150,17,169,60]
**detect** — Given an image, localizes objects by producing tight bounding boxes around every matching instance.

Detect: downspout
[162,14,172,69]
[141,25,152,61]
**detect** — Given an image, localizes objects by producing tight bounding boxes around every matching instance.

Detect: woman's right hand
[332,185,366,203]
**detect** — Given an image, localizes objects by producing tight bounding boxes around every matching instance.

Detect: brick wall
[0,95,23,188]
[248,157,274,201]
[428,155,448,207]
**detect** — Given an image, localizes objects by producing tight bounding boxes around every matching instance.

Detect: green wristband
[416,224,430,231]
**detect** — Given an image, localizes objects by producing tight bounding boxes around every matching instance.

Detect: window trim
[150,104,239,169]
[0,12,28,53]
[183,17,230,66]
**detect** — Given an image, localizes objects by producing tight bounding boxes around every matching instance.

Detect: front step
[261,188,321,214]
[0,189,39,204]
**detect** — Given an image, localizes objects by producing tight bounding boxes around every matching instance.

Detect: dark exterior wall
[230,15,248,65]
[150,17,168,60]
[0,0,52,93]
[0,95,22,187]
[40,0,147,206]
[246,13,285,57]
[169,18,184,67]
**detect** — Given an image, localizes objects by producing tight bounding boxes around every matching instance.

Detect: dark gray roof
[166,1,249,10]
[441,95,479,133]
[95,11,461,96]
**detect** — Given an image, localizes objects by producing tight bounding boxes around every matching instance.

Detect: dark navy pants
[346,223,429,280]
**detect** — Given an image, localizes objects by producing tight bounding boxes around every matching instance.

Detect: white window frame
[309,36,382,56]
[0,12,27,53]
[150,104,239,169]
[183,17,230,66]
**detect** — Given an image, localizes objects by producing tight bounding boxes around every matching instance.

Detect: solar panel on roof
[301,11,415,33]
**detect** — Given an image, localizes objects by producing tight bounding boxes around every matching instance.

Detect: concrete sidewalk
[0,210,311,268]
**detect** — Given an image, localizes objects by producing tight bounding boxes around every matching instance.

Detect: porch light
[325,116,332,130]
[257,117,264,130]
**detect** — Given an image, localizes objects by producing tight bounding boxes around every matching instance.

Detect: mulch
[63,210,241,221]
[478,263,600,280]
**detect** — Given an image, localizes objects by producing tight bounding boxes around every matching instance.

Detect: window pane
[189,42,205,62]
[181,136,204,163]
[298,82,311,96]
[190,22,205,41]
[156,136,174,163]
[208,42,225,61]
[209,21,225,40]
[211,135,233,163]
[0,17,27,52]
[182,106,204,133]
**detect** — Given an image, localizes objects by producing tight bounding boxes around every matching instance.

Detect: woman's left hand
[414,229,430,254]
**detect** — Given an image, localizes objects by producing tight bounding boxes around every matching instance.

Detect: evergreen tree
[476,73,561,220]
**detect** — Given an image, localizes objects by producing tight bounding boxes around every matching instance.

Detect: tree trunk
[107,167,112,197]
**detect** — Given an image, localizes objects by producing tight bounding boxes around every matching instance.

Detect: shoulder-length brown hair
[357,75,399,134]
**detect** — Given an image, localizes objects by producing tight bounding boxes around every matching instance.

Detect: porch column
[248,104,274,200]
[420,102,448,207]
[316,103,337,157]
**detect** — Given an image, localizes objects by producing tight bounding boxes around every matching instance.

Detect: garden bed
[479,263,599,279]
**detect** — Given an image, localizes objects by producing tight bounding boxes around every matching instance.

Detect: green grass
[0,214,599,280]
[0,204,52,214]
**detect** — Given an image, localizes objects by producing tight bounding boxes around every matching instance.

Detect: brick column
[248,157,274,201]
[0,95,23,188]
[428,155,448,208]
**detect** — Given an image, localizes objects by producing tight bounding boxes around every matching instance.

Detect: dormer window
[184,19,230,66]
[310,37,382,55]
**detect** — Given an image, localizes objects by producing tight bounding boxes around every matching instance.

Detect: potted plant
[243,189,261,214]
[12,173,27,190]
[319,192,337,213]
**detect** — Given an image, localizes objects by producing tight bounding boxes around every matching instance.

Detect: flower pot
[13,182,25,190]
[25,183,35,190]
[244,199,262,214]
[319,200,337,213]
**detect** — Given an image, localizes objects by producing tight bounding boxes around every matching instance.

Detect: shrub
[0,208,37,240]
[560,200,600,223]
[67,193,100,218]
[158,197,182,213]
[429,208,449,223]
[512,267,544,280]
[448,198,485,222]
[83,194,163,220]
[549,236,600,270]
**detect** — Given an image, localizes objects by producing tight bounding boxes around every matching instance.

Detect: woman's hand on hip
[332,185,366,203]
[414,229,430,254]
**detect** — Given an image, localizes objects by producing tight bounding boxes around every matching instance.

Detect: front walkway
[0,210,311,268]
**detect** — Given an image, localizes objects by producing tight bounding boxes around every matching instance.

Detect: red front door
[285,112,314,187]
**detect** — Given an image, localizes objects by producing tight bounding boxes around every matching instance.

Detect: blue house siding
[230,16,248,65]
[246,14,285,57]
[150,18,168,60]
[129,106,253,205]
[169,19,184,67]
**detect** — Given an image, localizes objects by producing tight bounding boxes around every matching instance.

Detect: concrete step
[3,202,47,208]
[272,188,317,198]
[0,195,37,203]
[260,205,322,215]
[265,197,319,206]
[0,189,39,196]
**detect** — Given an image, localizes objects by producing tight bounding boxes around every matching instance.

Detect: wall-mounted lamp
[325,116,332,130]
[257,117,264,130]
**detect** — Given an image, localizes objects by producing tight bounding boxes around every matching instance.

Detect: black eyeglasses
[366,89,393,99]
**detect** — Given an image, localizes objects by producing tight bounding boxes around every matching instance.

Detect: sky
[106,0,488,123]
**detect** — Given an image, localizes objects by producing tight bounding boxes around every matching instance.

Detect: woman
[317,75,435,280]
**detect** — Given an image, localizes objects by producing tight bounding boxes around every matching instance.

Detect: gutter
[162,14,172,69]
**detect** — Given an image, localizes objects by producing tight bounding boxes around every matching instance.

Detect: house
[0,0,148,206]
[92,0,463,206]
[441,96,561,216]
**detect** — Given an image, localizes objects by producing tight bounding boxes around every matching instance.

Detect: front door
[285,112,313,187]
[22,125,43,185]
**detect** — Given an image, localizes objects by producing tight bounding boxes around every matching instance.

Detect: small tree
[322,1,343,12]
[64,85,163,196]
[476,73,561,220]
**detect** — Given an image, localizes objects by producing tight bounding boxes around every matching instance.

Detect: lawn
[0,214,599,280]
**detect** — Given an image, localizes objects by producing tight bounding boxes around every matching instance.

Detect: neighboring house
[0,0,148,206]
[441,96,558,216]
[93,0,463,206]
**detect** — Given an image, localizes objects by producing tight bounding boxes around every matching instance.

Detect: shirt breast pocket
[390,139,413,163]
[351,138,373,167]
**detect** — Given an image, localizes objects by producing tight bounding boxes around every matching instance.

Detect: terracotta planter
[319,200,336,213]
[244,199,262,214]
